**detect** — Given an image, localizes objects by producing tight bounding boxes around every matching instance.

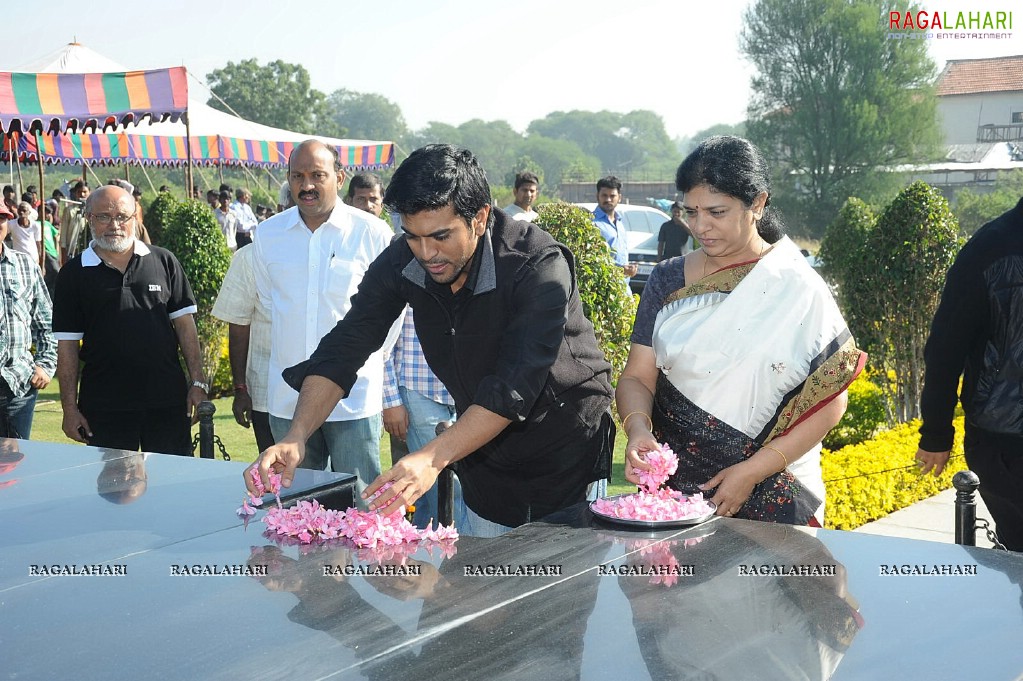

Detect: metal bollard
[197,401,216,459]
[953,470,980,546]
[436,420,454,526]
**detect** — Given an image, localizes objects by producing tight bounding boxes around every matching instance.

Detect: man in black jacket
[917,197,1023,551]
[247,144,614,536]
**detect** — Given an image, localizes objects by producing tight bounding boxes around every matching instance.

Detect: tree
[160,200,232,387]
[741,0,942,237]
[518,135,601,190]
[528,110,676,179]
[819,197,882,352]
[325,89,408,143]
[454,119,523,184]
[206,59,332,135]
[676,121,747,156]
[953,170,1023,234]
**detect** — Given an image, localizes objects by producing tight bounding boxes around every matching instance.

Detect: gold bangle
[622,411,653,432]
[761,444,788,470]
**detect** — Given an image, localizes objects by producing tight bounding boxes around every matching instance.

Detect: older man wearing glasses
[52,185,205,455]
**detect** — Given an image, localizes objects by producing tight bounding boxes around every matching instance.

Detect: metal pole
[953,470,980,546]
[197,400,216,459]
[35,133,45,269]
[185,113,194,200]
[435,420,454,526]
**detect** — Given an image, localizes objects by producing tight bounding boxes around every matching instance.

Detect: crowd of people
[0,134,1020,549]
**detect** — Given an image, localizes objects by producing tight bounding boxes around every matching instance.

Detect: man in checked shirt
[0,202,56,438]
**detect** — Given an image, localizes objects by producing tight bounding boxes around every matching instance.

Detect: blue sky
[7,0,1021,139]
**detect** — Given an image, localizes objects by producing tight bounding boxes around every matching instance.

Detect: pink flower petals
[637,443,678,492]
[256,497,458,549]
[237,467,282,516]
[592,489,715,522]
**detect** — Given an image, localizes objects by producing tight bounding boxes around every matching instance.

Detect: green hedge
[822,416,966,530]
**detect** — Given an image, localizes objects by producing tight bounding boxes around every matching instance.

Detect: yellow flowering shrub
[210,336,233,398]
[822,416,966,530]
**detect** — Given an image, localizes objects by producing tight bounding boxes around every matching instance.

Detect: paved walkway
[852,487,996,549]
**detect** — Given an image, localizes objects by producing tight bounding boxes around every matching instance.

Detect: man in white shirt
[11,202,42,267]
[214,191,239,251]
[211,245,275,453]
[251,140,398,502]
[231,188,259,248]
[502,171,540,222]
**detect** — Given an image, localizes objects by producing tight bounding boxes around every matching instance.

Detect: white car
[574,202,671,293]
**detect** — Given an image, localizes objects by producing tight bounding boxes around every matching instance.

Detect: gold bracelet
[761,444,788,470]
[622,411,653,432]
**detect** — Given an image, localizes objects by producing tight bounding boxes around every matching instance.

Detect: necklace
[703,239,768,280]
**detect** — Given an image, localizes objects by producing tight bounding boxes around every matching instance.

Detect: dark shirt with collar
[658,219,689,259]
[285,209,614,527]
[51,240,197,412]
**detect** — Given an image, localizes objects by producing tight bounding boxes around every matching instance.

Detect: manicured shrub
[160,199,232,386]
[144,191,179,246]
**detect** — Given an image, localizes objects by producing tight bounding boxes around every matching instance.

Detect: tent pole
[185,116,194,201]
[125,162,131,183]
[218,161,224,187]
[35,133,45,269]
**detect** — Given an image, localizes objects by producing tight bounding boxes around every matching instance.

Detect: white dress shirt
[211,246,272,412]
[252,200,397,421]
[230,200,259,234]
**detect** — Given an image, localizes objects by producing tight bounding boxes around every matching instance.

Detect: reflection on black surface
[96,450,148,504]
[249,528,607,681]
[0,438,24,489]
[617,521,861,680]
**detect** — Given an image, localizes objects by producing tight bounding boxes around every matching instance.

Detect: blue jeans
[398,386,465,529]
[270,413,382,509]
[0,382,37,440]
[461,501,514,538]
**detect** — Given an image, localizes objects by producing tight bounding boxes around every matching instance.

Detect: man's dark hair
[596,176,622,193]
[384,144,492,226]
[514,171,539,190]
[2,185,13,195]
[346,173,383,199]
[675,135,785,243]
[218,183,232,193]
[218,190,231,202]
[288,139,342,174]
[71,181,89,200]
[206,189,217,199]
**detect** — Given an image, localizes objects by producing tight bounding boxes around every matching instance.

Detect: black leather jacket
[920,198,1023,450]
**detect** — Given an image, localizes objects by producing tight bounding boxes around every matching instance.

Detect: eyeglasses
[90,213,135,226]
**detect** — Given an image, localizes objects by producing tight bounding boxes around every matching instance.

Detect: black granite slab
[3,439,1022,680]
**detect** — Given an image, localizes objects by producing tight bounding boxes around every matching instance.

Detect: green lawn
[33,379,633,495]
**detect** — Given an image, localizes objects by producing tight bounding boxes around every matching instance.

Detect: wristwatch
[191,380,210,393]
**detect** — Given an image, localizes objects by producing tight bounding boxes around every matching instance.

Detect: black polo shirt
[658,219,689,258]
[52,242,197,412]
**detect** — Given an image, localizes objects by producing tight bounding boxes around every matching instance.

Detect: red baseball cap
[0,204,13,219]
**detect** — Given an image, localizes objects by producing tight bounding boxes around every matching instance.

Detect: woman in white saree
[617,136,865,526]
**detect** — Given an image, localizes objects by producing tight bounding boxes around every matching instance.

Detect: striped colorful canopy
[1,132,395,170]
[0,67,188,134]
